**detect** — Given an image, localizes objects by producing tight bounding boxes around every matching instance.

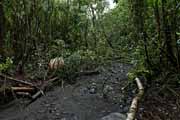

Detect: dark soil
[0,62,133,120]
[137,88,180,120]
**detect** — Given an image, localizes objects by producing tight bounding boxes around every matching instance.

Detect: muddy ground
[0,62,133,120]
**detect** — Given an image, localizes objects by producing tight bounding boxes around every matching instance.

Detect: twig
[121,81,133,91]
[30,77,59,103]
[126,78,144,120]
[47,77,59,83]
[31,90,44,100]
[167,86,180,97]
[176,2,180,10]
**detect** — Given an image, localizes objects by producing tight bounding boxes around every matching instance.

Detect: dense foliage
[0,0,180,86]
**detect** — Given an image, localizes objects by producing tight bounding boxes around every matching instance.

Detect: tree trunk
[161,0,177,68]
[153,0,163,66]
[90,4,97,49]
[0,0,4,56]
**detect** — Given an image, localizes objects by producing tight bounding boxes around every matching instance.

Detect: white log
[126,78,144,120]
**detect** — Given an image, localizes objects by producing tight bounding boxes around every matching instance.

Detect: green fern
[0,57,13,72]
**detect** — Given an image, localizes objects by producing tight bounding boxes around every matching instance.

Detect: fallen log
[126,77,144,120]
[11,87,35,92]
[31,90,44,100]
[0,73,35,87]
[16,92,31,98]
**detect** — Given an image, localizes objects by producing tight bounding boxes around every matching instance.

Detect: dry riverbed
[0,62,134,120]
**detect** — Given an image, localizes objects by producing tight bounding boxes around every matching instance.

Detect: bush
[56,49,99,82]
[0,57,13,72]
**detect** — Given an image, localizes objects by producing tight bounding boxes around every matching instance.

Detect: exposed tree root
[126,78,144,120]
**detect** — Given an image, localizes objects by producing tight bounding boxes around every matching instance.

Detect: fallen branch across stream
[126,77,144,120]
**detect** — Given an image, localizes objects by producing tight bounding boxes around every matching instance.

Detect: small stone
[38,110,45,113]
[45,104,50,107]
[103,85,113,94]
[89,88,96,94]
[120,105,123,108]
[132,90,136,94]
[101,113,126,120]
[61,118,66,120]
[173,106,177,110]
[49,109,53,113]
[56,113,60,116]
[123,106,129,112]
[51,103,56,105]
[63,97,67,100]
[92,82,96,86]
[80,87,88,95]
[139,107,144,111]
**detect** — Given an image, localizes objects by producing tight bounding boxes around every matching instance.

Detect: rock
[60,115,78,120]
[56,113,60,116]
[101,113,126,120]
[88,82,97,94]
[102,85,114,98]
[103,85,113,94]
[89,88,96,94]
[38,109,45,113]
[122,106,129,112]
[79,87,88,95]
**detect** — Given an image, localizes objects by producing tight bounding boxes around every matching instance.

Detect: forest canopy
[0,0,179,83]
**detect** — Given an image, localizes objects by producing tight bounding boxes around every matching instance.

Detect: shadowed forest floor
[0,62,180,120]
[0,0,180,119]
[0,62,133,120]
